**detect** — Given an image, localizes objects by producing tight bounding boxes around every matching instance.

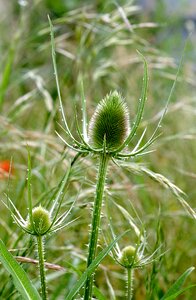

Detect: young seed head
[88,91,130,151]
[119,245,138,268]
[26,206,51,236]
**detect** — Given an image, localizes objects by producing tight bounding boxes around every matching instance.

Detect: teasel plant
[48,17,196,300]
[117,238,164,300]
[105,200,163,300]
[4,150,77,300]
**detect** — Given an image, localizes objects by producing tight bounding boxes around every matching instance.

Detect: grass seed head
[26,206,51,236]
[88,91,130,150]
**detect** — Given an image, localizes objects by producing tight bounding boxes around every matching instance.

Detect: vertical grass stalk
[84,153,109,300]
[37,235,47,300]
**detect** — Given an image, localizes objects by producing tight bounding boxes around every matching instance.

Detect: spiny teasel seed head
[26,206,51,236]
[119,245,138,268]
[88,91,130,151]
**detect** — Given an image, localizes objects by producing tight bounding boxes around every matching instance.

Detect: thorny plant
[118,240,163,300]
[105,202,164,300]
[48,16,196,300]
[4,150,77,300]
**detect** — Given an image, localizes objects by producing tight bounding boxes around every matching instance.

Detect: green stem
[84,153,109,300]
[37,235,47,300]
[127,268,134,300]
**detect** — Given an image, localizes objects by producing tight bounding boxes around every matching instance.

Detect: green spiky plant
[48,16,196,300]
[3,150,77,299]
[104,195,164,300]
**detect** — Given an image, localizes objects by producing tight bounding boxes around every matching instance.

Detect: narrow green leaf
[48,15,76,143]
[27,148,34,231]
[161,284,196,300]
[0,47,15,110]
[65,231,128,300]
[93,286,107,300]
[161,267,195,300]
[80,79,88,142]
[0,240,41,300]
[115,51,148,153]
[49,164,71,218]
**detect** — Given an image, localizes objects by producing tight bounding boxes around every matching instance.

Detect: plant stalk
[127,268,134,300]
[37,235,47,300]
[84,152,109,300]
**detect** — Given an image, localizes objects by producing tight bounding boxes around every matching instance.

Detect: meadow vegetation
[0,1,195,299]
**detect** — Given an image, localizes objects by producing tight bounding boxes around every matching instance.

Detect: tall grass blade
[48,15,77,143]
[93,286,107,300]
[161,267,195,300]
[0,240,41,300]
[0,47,14,110]
[65,230,128,300]
[80,80,88,142]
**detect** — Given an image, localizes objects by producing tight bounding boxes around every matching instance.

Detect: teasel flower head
[4,151,77,238]
[119,245,138,268]
[55,52,152,159]
[105,207,164,270]
[26,206,52,236]
[113,234,163,270]
[88,91,130,150]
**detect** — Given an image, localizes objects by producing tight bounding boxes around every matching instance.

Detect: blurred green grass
[0,0,195,299]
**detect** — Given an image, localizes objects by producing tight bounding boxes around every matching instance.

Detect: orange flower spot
[0,160,13,179]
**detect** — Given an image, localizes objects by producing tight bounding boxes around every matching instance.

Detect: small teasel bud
[26,206,51,236]
[88,91,130,150]
[119,245,138,268]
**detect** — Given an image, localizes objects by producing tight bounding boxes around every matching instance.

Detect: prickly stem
[37,235,48,300]
[84,153,109,300]
[127,268,134,300]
